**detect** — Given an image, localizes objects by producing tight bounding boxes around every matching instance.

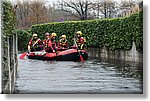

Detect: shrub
[2,1,15,36]
[15,29,32,51]
[30,11,143,52]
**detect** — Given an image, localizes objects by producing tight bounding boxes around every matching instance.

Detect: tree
[119,0,137,16]
[15,0,49,29]
[15,0,30,29]
[29,0,48,25]
[93,0,118,18]
[59,0,93,20]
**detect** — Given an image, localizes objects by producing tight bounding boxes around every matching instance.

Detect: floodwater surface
[15,55,143,94]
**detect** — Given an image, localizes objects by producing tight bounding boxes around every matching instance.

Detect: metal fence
[1,33,18,94]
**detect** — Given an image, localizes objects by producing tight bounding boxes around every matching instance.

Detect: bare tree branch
[62,9,79,18]
[59,0,93,20]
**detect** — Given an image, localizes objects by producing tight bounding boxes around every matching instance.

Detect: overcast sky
[10,0,141,5]
[11,0,56,4]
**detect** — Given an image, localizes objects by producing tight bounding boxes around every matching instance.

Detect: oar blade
[19,52,27,59]
[80,55,84,62]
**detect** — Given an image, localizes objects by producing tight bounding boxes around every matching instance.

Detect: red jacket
[43,38,55,51]
[76,37,86,45]
[28,38,43,48]
[43,38,52,48]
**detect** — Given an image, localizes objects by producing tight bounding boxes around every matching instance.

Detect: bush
[2,1,15,36]
[31,11,143,52]
[15,29,32,51]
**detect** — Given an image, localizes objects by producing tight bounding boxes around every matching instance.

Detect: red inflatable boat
[27,49,88,61]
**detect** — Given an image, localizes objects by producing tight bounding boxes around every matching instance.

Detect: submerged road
[15,54,143,94]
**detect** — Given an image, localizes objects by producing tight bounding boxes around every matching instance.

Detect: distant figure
[58,35,68,49]
[28,33,43,52]
[51,33,57,52]
[43,33,55,53]
[75,31,86,50]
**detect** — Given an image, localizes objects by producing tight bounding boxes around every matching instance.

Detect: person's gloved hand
[28,50,30,54]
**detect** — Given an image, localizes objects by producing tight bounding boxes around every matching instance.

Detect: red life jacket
[43,38,52,48]
[76,37,85,45]
[28,38,43,48]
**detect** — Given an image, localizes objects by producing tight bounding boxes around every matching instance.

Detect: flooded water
[15,55,143,94]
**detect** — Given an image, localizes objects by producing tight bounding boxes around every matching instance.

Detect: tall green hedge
[15,29,32,51]
[30,11,143,52]
[2,1,15,37]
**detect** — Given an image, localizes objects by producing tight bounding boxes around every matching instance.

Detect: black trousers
[78,44,85,50]
[52,44,57,52]
[45,47,53,53]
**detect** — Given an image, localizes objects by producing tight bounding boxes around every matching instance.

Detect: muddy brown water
[15,55,143,94]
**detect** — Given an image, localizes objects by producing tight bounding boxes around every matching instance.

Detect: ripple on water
[15,55,143,94]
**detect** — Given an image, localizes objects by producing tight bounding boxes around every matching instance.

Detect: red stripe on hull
[28,49,87,59]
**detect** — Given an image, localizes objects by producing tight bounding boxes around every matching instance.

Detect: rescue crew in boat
[28,33,43,52]
[75,31,86,50]
[51,33,57,52]
[19,31,88,61]
[43,33,55,53]
[58,35,68,49]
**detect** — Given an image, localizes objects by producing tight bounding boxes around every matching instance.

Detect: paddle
[20,38,41,59]
[19,52,27,59]
[74,34,84,62]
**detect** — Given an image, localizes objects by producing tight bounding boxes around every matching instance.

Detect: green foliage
[15,29,32,51]
[30,11,143,52]
[2,1,15,36]
[133,11,143,52]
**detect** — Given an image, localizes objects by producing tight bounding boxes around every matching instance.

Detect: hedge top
[29,11,143,52]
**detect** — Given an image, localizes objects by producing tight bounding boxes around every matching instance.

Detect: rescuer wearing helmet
[51,33,57,52]
[28,33,43,52]
[43,32,55,53]
[75,31,86,50]
[58,35,68,49]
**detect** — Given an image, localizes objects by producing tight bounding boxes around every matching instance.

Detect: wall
[88,42,143,63]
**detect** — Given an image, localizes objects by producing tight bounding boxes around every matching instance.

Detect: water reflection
[15,55,143,94]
